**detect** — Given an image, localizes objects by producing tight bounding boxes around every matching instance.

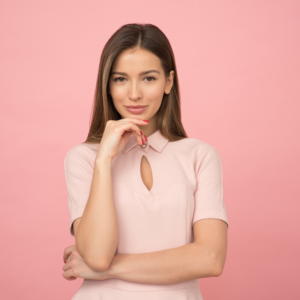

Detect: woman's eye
[114,77,125,82]
[113,76,156,82]
[145,76,156,82]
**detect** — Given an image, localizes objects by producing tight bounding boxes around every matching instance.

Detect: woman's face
[108,48,174,125]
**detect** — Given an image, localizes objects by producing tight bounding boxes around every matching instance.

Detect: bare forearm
[106,242,219,285]
[76,158,118,271]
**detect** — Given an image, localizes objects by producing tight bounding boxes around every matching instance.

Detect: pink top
[64,129,229,300]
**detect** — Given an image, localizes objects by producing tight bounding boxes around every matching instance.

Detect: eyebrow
[110,70,160,76]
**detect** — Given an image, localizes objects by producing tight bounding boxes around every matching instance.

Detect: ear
[164,70,174,95]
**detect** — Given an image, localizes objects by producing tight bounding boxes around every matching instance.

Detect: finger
[119,122,146,146]
[128,129,145,146]
[117,119,148,143]
[62,269,77,281]
[118,118,149,126]
[63,245,75,263]
[63,252,70,264]
[66,249,78,264]
[62,261,72,272]
[63,245,74,261]
[66,251,75,264]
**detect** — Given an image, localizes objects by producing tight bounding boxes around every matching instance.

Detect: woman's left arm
[63,218,227,283]
[105,145,229,284]
[106,218,228,284]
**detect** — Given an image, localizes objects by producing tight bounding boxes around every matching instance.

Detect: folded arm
[104,218,228,284]
[74,158,119,272]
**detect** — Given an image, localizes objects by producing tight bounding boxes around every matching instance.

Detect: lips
[125,105,147,108]
[125,105,148,114]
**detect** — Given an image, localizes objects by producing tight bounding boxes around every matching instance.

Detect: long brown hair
[83,23,188,144]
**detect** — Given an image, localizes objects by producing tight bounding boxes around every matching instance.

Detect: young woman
[62,23,229,300]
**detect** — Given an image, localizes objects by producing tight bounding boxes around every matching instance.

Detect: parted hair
[84,23,188,144]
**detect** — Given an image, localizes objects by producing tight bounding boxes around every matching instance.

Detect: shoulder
[168,137,218,160]
[64,143,98,171]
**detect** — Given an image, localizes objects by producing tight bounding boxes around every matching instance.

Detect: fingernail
[142,139,144,145]
[140,130,143,135]
[144,135,147,141]
[143,120,149,123]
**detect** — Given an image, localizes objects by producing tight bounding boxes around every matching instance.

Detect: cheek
[145,83,165,100]
[110,89,128,112]
[110,85,126,100]
[109,87,125,113]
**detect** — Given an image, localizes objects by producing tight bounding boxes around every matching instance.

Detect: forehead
[111,48,162,73]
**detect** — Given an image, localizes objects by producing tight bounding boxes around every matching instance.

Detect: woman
[62,23,229,300]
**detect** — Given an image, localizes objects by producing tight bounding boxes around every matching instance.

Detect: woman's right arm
[73,119,148,272]
[74,156,117,272]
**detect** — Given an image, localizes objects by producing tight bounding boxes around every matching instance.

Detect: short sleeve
[64,145,94,236]
[192,145,229,228]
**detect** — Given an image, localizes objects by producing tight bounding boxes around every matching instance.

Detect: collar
[122,129,169,154]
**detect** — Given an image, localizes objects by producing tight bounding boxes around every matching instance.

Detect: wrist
[95,154,112,166]
[106,254,122,279]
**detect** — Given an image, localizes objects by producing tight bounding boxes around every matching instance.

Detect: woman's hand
[63,244,76,266]
[97,118,149,162]
[62,245,110,281]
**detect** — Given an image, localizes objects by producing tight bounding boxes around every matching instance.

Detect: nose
[128,80,142,101]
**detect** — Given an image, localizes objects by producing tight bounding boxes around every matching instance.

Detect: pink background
[1,1,299,299]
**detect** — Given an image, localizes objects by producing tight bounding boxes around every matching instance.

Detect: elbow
[81,247,118,272]
[210,254,225,277]
[211,263,224,277]
[95,263,111,273]
[76,247,109,272]
[85,256,111,272]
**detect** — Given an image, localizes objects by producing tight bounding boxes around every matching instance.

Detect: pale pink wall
[1,0,299,299]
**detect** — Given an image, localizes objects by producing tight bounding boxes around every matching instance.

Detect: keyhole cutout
[140,155,153,192]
